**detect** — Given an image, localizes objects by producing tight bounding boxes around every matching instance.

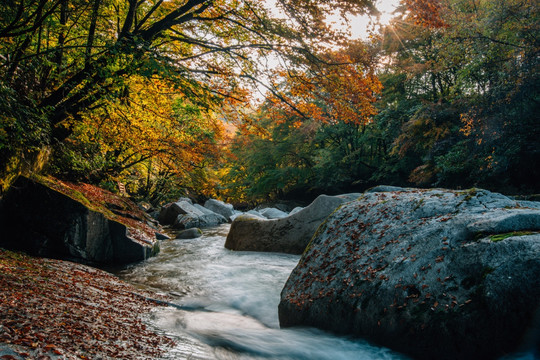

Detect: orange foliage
[70,74,228,191]
[265,46,382,127]
[403,0,448,28]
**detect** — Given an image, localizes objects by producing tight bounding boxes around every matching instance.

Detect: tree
[1,0,380,193]
[46,74,226,202]
[224,42,384,201]
[374,0,539,192]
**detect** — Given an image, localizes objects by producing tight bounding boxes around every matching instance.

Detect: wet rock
[229,210,244,222]
[279,188,540,360]
[158,200,201,225]
[176,228,203,239]
[259,207,289,219]
[159,201,227,229]
[246,210,265,218]
[173,204,227,230]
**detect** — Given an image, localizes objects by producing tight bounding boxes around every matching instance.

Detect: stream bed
[116,224,410,359]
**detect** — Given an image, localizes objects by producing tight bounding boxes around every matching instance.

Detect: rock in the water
[229,210,244,222]
[259,207,289,219]
[158,200,202,225]
[176,228,203,239]
[278,188,540,360]
[246,210,265,218]
[0,176,159,264]
[225,194,359,254]
[173,204,227,230]
[204,199,235,221]
[158,201,227,229]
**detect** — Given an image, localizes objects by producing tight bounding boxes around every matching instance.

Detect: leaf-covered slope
[0,248,174,359]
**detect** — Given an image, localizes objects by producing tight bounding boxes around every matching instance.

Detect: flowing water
[115,224,410,360]
[115,224,539,360]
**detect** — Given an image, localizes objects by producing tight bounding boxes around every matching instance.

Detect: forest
[1,0,539,205]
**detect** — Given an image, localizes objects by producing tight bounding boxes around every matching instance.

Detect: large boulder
[279,188,540,359]
[225,194,361,254]
[0,176,159,264]
[204,199,235,221]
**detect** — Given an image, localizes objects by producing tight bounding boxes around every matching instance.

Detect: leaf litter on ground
[0,248,175,359]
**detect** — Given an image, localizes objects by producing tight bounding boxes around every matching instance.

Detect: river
[114,224,411,360]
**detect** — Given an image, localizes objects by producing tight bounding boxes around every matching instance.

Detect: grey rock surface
[175,205,226,230]
[204,199,235,221]
[225,194,358,254]
[259,207,289,219]
[289,207,304,216]
[173,212,227,230]
[279,188,540,359]
[158,201,197,225]
[159,200,227,229]
[366,185,406,193]
[175,228,203,239]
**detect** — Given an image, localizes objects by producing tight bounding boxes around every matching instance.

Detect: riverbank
[0,248,174,359]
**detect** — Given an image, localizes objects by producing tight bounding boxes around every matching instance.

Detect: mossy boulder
[0,176,159,264]
[279,188,540,359]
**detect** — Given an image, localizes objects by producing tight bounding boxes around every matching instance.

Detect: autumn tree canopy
[0,0,382,193]
[2,0,537,201]
[224,0,539,202]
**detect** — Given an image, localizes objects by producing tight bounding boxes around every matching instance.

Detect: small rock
[175,228,203,239]
[259,207,289,219]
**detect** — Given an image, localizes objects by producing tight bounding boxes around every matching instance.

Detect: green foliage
[225,110,387,201]
[228,0,539,201]
[226,115,315,200]
[0,0,377,195]
[0,84,49,193]
[47,141,110,183]
[1,0,538,201]
[372,0,540,193]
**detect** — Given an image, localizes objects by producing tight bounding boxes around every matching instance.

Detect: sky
[249,0,402,102]
[340,0,401,40]
[265,0,401,40]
